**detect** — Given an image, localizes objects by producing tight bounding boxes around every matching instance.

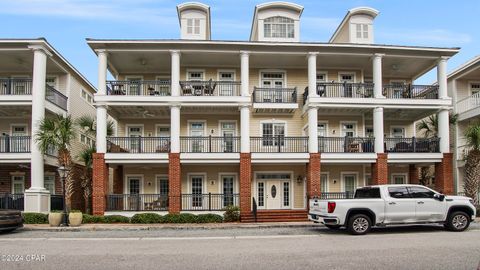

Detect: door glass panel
[129,178,140,194]
[44,175,55,194]
[344,175,356,194]
[392,128,405,138]
[126,77,142,95]
[190,123,204,152]
[221,122,236,153]
[128,127,143,153]
[191,176,203,207]
[407,187,435,199]
[392,175,406,184]
[283,182,290,207]
[12,176,25,194]
[257,182,264,207]
[388,186,411,199]
[219,72,234,96]
[11,125,28,152]
[341,123,356,137]
[271,185,277,198]
[223,176,234,207]
[320,174,328,193]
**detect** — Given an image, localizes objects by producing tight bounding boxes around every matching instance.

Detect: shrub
[104,215,130,223]
[162,213,197,223]
[130,213,163,224]
[196,213,223,223]
[223,205,240,222]
[82,214,105,224]
[69,209,82,213]
[23,213,48,224]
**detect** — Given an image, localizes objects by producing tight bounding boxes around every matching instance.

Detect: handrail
[179,80,241,96]
[106,80,171,96]
[253,87,297,103]
[45,85,68,110]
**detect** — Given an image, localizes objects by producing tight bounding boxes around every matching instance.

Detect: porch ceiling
[0,50,66,75]
[0,105,31,117]
[109,105,239,120]
[317,107,440,122]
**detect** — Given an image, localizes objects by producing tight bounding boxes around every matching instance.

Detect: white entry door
[189,122,205,152]
[266,181,281,209]
[127,126,143,153]
[11,125,28,152]
[220,122,236,152]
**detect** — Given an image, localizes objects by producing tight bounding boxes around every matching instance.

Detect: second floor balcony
[0,136,31,153]
[107,80,171,96]
[385,137,440,153]
[456,92,480,119]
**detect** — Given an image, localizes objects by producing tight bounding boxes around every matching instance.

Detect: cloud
[377,29,472,46]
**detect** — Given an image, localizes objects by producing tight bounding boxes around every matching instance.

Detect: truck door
[384,186,416,223]
[407,186,446,222]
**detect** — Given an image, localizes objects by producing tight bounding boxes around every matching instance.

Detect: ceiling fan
[137,106,154,118]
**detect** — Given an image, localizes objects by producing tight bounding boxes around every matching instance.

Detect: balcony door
[125,77,143,95]
[262,123,285,148]
[127,126,143,153]
[261,72,285,102]
[155,125,170,152]
[317,123,328,152]
[339,73,355,97]
[11,175,25,194]
[11,125,28,153]
[343,174,356,195]
[218,72,235,96]
[220,122,236,152]
[190,175,204,208]
[222,175,236,207]
[127,176,142,210]
[156,176,169,209]
[189,122,205,152]
[391,127,405,138]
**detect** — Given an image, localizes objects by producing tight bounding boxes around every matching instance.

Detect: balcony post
[170,50,181,97]
[307,52,319,97]
[373,107,384,153]
[97,50,108,95]
[437,57,449,99]
[372,53,384,98]
[170,105,181,153]
[438,109,450,153]
[240,105,250,153]
[308,107,318,153]
[240,51,250,97]
[25,45,51,213]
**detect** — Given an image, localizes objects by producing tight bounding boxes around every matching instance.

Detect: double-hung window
[187,18,200,35]
[355,24,369,39]
[262,123,285,146]
[264,16,294,38]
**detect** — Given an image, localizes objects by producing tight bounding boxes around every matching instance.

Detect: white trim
[390,126,406,137]
[125,124,145,137]
[10,123,28,136]
[339,121,358,137]
[218,120,238,136]
[187,120,207,136]
[185,69,206,81]
[124,174,144,194]
[11,174,25,194]
[391,173,409,184]
[340,171,359,192]
[154,174,169,194]
[337,71,356,83]
[390,79,407,84]
[258,69,288,88]
[316,71,328,82]
[125,75,144,80]
[259,119,288,136]
[217,172,239,194]
[468,81,480,96]
[155,75,171,81]
[253,170,294,210]
[216,69,237,81]
[187,172,208,194]
[320,172,329,192]
[154,124,170,137]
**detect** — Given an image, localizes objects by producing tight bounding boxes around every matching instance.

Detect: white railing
[457,92,480,114]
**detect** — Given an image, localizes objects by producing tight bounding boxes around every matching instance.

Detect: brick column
[168,153,181,213]
[371,153,388,185]
[435,153,454,194]
[92,153,108,216]
[306,153,321,201]
[409,164,419,184]
[112,165,123,194]
[239,153,252,220]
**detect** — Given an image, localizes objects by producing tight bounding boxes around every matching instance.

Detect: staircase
[241,210,309,223]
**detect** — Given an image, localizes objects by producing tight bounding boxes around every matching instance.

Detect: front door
[191,175,204,208]
[222,175,235,207]
[221,122,236,152]
[266,181,281,209]
[127,177,141,210]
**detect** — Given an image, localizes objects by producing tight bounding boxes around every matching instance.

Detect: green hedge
[223,205,240,222]
[23,213,48,224]
[130,213,223,224]
[82,214,106,224]
[131,213,163,224]
[196,213,224,223]
[104,215,130,223]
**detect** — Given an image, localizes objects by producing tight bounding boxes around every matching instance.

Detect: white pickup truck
[309,184,476,235]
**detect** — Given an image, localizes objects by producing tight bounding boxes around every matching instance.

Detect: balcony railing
[106,80,171,96]
[106,194,169,211]
[180,136,240,153]
[383,84,438,99]
[180,193,239,211]
[0,78,32,95]
[107,137,170,153]
[253,87,297,103]
[0,193,63,210]
[46,85,68,110]
[250,136,308,153]
[457,92,480,114]
[0,136,31,153]
[385,137,440,153]
[180,81,241,96]
[316,82,374,98]
[318,137,375,153]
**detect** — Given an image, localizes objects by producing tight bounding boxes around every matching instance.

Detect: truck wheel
[347,214,371,235]
[445,211,470,232]
[325,225,341,230]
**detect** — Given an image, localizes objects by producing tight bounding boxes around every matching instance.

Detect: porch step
[241,210,309,223]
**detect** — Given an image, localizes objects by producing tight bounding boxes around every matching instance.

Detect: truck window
[407,186,435,198]
[388,187,411,199]
[354,188,381,198]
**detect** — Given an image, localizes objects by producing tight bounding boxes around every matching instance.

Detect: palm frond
[78,145,96,169]
[77,115,115,137]
[465,123,480,151]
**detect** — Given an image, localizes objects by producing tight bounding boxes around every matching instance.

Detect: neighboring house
[88,2,458,221]
[0,38,97,213]
[448,56,480,193]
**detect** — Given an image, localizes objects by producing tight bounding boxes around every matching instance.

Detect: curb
[21,222,319,232]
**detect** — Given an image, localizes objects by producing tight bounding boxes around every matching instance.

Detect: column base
[24,189,51,213]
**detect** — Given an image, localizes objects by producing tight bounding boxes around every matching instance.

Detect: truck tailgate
[309,198,329,214]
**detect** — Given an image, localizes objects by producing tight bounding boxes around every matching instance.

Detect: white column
[97,50,108,95]
[308,107,318,153]
[438,109,450,153]
[437,57,448,99]
[25,45,51,213]
[170,105,181,153]
[170,50,181,97]
[96,105,107,153]
[240,105,250,153]
[240,51,250,97]
[373,107,384,153]
[307,52,318,97]
[373,53,384,98]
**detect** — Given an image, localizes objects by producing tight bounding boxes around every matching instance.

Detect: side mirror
[434,193,445,201]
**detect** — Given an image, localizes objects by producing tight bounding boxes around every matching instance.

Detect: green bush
[82,214,105,224]
[130,213,163,224]
[196,213,223,223]
[69,209,82,213]
[23,213,48,224]
[162,213,197,223]
[104,215,130,223]
[223,205,240,222]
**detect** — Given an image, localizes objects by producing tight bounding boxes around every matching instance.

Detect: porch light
[296,176,304,183]
[57,165,70,227]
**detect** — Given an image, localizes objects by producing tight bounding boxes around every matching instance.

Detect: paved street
[0,225,479,270]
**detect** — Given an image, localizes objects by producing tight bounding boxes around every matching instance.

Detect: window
[81,89,93,104]
[391,127,405,138]
[46,77,56,88]
[343,175,356,194]
[257,182,265,207]
[388,186,411,199]
[262,123,285,146]
[283,182,290,207]
[261,72,285,88]
[187,18,200,35]
[408,186,435,199]
[392,175,406,184]
[355,24,369,39]
[11,175,25,194]
[316,73,327,83]
[264,16,294,38]
[341,123,356,137]
[187,71,204,81]
[355,187,381,199]
[320,174,328,193]
[223,176,235,207]
[340,74,354,83]
[44,175,55,194]
[365,127,374,137]
[128,178,140,194]
[157,177,168,195]
[191,176,203,207]
[471,83,480,95]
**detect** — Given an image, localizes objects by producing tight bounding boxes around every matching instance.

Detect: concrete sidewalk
[22,222,317,232]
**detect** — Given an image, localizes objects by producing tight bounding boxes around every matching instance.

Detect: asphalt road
[0,225,479,270]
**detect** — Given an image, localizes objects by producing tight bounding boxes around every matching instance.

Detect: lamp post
[57,165,70,227]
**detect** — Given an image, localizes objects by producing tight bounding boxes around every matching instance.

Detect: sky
[0,0,479,86]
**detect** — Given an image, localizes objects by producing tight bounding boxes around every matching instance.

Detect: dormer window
[187,18,201,35]
[264,16,295,38]
[355,24,369,39]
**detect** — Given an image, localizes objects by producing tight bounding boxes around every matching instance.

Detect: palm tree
[463,123,480,205]
[416,113,458,138]
[35,114,76,210]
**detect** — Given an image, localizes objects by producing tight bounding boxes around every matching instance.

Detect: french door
[222,175,235,207]
[221,122,236,152]
[190,122,205,152]
[191,175,204,208]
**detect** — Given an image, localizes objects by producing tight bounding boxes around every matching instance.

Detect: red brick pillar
[409,164,419,184]
[239,153,252,220]
[371,153,388,185]
[92,153,108,216]
[112,165,123,194]
[435,153,454,195]
[168,153,181,213]
[306,153,321,201]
